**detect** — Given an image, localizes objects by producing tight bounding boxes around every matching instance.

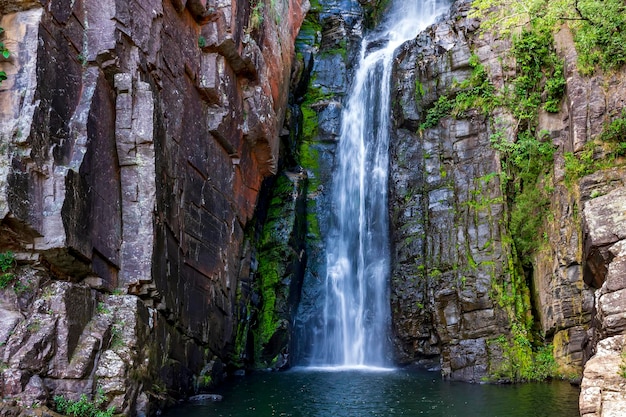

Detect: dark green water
[162,368,580,417]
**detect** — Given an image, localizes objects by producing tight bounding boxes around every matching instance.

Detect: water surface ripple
[163,369,580,417]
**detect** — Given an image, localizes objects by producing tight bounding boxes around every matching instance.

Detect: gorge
[1,0,626,416]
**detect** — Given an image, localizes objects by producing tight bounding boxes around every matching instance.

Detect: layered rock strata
[389,1,513,380]
[389,0,625,395]
[0,0,307,414]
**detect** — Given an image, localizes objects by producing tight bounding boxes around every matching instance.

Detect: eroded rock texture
[0,0,307,413]
[389,0,625,395]
[389,1,513,381]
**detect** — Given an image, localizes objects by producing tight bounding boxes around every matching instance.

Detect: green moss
[251,174,302,366]
[419,54,497,130]
[301,105,319,141]
[414,79,425,102]
[255,256,281,346]
[296,18,322,49]
[306,201,321,241]
[362,0,392,29]
[230,306,249,368]
[300,84,332,141]
[321,38,348,61]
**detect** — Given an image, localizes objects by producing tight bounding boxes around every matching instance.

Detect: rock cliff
[0,0,307,414]
[2,0,626,415]
[386,0,626,413]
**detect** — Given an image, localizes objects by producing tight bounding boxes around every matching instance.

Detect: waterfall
[310,0,450,368]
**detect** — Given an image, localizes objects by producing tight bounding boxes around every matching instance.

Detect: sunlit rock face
[0,0,306,413]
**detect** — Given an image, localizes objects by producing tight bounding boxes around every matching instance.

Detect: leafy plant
[420,95,454,130]
[97,302,110,315]
[110,321,125,348]
[0,27,8,84]
[489,330,559,382]
[491,128,555,263]
[0,251,16,289]
[419,54,496,130]
[599,109,626,156]
[509,27,565,120]
[562,110,626,184]
[53,392,114,417]
[471,0,626,75]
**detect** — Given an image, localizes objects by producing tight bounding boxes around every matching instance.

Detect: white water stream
[311,0,450,368]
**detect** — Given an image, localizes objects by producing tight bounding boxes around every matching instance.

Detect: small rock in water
[189,394,223,402]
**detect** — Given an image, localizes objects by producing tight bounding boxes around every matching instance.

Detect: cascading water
[310,0,450,368]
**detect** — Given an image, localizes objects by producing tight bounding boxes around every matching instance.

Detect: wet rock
[188,394,223,402]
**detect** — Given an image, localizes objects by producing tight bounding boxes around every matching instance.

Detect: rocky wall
[0,0,307,414]
[389,0,513,381]
[388,0,625,390]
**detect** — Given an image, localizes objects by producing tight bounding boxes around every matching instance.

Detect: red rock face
[0,0,307,411]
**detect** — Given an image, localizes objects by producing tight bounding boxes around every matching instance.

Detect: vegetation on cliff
[462,0,626,383]
[471,0,626,75]
[0,251,16,289]
[415,2,577,381]
[0,26,8,84]
[54,392,114,417]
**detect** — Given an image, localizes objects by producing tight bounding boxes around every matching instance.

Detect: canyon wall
[386,0,626,413]
[0,0,307,414]
[2,0,626,415]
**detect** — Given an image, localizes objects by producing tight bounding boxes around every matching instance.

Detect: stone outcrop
[388,0,624,393]
[389,0,514,380]
[579,184,626,416]
[0,0,307,414]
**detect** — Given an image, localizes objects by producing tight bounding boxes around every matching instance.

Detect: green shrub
[419,54,496,130]
[599,109,626,156]
[53,393,114,417]
[471,0,626,75]
[574,0,626,74]
[509,27,565,120]
[0,27,8,84]
[420,95,454,130]
[489,327,559,382]
[0,251,16,289]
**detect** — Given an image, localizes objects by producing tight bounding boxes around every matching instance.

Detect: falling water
[311,0,450,368]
